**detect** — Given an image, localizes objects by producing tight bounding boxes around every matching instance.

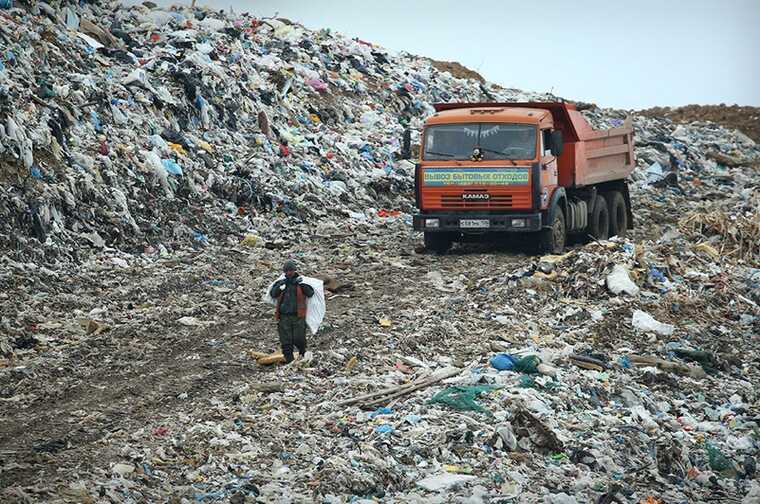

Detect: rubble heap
[0,2,757,264]
[0,0,555,264]
[640,104,760,144]
[0,2,759,504]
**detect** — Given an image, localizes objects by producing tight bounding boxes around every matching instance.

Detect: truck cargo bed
[432,102,635,188]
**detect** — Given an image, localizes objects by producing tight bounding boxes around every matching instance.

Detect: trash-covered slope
[640,104,760,144]
[0,2,758,265]
[1,2,760,504]
[0,0,553,264]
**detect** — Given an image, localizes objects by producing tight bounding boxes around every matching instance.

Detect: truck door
[539,129,559,210]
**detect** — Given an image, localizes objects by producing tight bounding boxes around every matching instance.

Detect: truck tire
[604,191,628,238]
[589,196,609,240]
[539,208,566,254]
[424,232,453,254]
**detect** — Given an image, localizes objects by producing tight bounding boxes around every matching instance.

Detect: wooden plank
[336,366,461,407]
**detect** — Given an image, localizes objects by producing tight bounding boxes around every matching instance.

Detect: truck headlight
[425,218,440,228]
[511,218,526,228]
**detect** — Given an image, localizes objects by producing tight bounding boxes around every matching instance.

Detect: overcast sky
[125,0,760,110]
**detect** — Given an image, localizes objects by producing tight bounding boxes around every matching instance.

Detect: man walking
[269,260,314,363]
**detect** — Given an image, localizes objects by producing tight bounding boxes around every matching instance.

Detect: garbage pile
[1,2,759,504]
[640,104,760,144]
[4,224,759,503]
[583,107,760,263]
[0,0,552,264]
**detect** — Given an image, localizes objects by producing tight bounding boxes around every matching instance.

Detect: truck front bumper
[413,213,543,232]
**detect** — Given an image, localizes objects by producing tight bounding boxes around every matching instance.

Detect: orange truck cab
[410,102,635,253]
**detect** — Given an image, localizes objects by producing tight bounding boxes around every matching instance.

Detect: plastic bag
[514,355,541,374]
[490,353,540,373]
[263,276,325,335]
[428,385,497,415]
[706,442,735,475]
[631,309,675,336]
[305,78,328,92]
[161,159,183,176]
[491,353,518,370]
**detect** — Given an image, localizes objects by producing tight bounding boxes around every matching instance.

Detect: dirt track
[1,221,757,502]
[0,231,530,496]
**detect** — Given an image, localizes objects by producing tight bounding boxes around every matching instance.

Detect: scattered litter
[0,2,757,504]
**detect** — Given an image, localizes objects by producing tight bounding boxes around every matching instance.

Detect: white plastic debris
[112,463,135,477]
[743,482,760,504]
[497,423,518,451]
[76,33,104,50]
[631,309,675,335]
[177,316,205,326]
[123,69,152,89]
[606,264,640,296]
[416,473,477,492]
[630,405,659,431]
[544,493,579,504]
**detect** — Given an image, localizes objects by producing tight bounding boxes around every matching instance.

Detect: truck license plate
[460,219,490,229]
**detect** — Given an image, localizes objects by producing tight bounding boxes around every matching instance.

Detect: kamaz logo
[462,193,490,201]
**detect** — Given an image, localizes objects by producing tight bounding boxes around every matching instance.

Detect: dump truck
[409,102,635,253]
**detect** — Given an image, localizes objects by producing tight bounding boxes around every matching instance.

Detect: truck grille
[439,194,516,209]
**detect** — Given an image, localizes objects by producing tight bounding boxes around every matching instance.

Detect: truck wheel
[604,191,628,238]
[589,196,609,240]
[539,208,566,254]
[424,232,452,254]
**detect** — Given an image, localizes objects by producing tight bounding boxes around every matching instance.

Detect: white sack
[263,275,325,335]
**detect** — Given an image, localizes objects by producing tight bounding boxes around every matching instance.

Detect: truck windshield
[423,123,536,161]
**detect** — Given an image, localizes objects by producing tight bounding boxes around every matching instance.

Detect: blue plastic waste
[403,414,422,425]
[161,159,183,176]
[490,353,519,371]
[0,0,12,10]
[368,407,393,419]
[64,7,79,29]
[649,266,666,282]
[375,424,393,434]
[90,111,102,132]
[30,166,42,179]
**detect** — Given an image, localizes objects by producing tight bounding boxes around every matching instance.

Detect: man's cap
[283,260,298,272]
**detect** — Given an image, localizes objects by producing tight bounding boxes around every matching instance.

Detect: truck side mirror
[401,129,412,160]
[550,130,564,157]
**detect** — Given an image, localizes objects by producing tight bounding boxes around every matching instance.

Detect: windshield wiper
[479,146,519,165]
[425,150,456,158]
[478,147,503,155]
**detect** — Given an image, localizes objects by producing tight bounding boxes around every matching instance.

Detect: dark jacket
[270,276,314,316]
